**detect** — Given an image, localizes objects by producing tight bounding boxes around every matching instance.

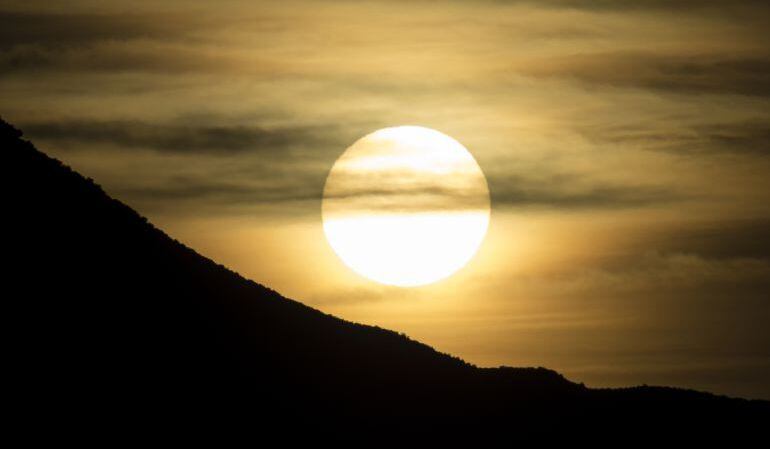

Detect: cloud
[118,172,487,215]
[0,11,189,49]
[487,172,683,210]
[522,218,770,297]
[577,120,770,156]
[518,53,770,96]
[115,176,323,206]
[20,119,342,155]
[21,118,687,214]
[112,169,684,216]
[631,218,770,262]
[693,121,770,156]
[0,40,265,75]
[490,0,770,13]
[0,10,282,75]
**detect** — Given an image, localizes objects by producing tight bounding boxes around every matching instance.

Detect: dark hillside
[2,118,766,435]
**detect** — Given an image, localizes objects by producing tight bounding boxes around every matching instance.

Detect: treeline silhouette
[3,118,767,438]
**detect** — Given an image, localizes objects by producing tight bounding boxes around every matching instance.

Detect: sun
[322,126,490,287]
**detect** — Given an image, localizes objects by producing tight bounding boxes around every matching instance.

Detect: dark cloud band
[20,119,342,155]
[518,53,770,97]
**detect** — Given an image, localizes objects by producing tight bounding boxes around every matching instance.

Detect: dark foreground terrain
[3,118,767,437]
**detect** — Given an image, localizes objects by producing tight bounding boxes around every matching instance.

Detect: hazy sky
[2,0,769,399]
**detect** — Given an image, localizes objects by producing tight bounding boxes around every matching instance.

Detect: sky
[2,0,769,399]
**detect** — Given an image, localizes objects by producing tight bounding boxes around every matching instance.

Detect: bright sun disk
[322,126,490,287]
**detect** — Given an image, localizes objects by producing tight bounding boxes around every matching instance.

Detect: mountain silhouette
[3,118,767,437]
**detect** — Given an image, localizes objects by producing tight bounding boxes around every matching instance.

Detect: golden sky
[2,0,770,399]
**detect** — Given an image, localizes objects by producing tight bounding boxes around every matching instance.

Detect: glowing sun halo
[322,126,490,287]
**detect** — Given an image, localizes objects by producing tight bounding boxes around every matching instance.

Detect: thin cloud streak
[21,119,343,155]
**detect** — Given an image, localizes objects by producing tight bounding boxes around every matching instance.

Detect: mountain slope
[2,118,766,433]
